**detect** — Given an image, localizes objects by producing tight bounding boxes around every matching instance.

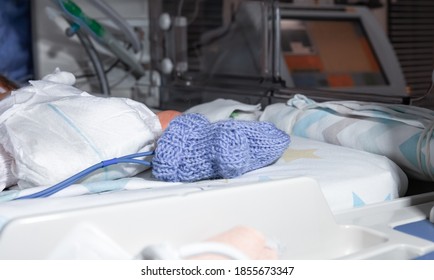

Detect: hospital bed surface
[0,135,407,216]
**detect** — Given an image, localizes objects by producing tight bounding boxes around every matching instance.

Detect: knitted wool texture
[152,113,291,182]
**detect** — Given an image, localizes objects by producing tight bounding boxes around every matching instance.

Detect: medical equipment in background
[31,0,409,109]
[53,0,146,97]
[31,0,156,102]
[147,0,409,111]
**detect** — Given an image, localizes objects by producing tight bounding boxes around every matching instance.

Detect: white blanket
[0,69,162,190]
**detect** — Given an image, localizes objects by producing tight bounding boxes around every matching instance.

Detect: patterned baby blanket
[261,94,434,181]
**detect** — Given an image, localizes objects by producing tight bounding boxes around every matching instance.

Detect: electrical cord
[75,44,132,82]
[75,59,120,80]
[108,41,146,89]
[14,151,154,200]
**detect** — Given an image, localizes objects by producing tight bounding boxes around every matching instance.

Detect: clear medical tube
[74,28,111,96]
[88,0,141,53]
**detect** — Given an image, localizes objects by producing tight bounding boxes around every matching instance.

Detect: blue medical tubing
[14,151,154,200]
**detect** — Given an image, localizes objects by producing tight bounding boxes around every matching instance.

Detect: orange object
[327,74,354,87]
[284,55,323,71]
[157,110,182,130]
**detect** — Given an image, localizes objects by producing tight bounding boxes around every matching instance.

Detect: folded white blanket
[0,69,162,190]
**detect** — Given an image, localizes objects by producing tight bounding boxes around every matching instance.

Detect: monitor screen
[280,18,388,88]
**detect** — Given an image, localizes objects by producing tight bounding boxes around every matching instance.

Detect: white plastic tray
[0,177,433,259]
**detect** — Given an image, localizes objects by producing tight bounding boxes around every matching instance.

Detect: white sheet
[0,136,407,231]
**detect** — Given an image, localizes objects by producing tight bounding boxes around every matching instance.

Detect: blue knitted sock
[213,119,291,178]
[151,113,215,182]
[152,113,290,182]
